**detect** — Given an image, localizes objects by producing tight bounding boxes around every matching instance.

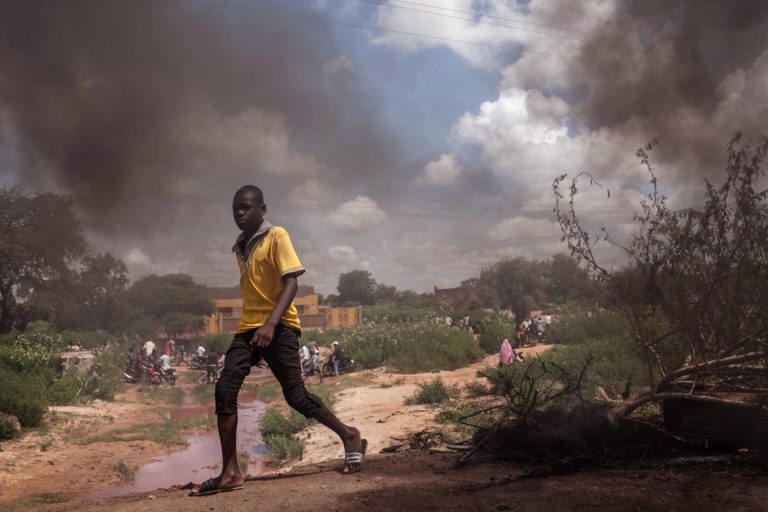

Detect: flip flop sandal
[189,478,244,497]
[343,439,368,474]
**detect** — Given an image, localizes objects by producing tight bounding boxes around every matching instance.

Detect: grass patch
[0,492,69,511]
[137,383,184,405]
[538,335,647,396]
[114,460,137,481]
[242,381,281,403]
[546,313,627,345]
[331,321,483,373]
[39,438,53,451]
[191,383,214,404]
[82,417,215,446]
[237,450,250,474]
[405,378,460,406]
[260,406,312,465]
[463,381,491,398]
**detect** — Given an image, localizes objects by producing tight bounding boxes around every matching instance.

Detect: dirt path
[27,450,768,512]
[0,388,170,505]
[296,344,554,468]
[4,344,768,511]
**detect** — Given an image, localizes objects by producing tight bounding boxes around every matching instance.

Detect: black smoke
[0,0,402,232]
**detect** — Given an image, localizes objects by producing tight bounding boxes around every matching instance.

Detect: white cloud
[417,153,463,186]
[328,245,359,262]
[327,195,386,233]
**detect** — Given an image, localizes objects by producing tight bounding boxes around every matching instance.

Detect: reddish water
[91,397,267,499]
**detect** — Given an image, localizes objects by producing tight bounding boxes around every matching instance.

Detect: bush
[0,367,48,427]
[476,313,516,354]
[334,321,483,373]
[405,377,460,405]
[0,415,19,439]
[263,434,303,464]
[363,305,433,324]
[192,332,232,354]
[260,405,314,464]
[539,335,647,395]
[546,313,626,345]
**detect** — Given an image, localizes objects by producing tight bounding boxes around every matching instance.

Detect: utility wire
[355,0,616,48]
[174,0,768,90]
[382,0,622,38]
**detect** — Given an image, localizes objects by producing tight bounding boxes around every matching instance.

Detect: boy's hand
[252,322,276,348]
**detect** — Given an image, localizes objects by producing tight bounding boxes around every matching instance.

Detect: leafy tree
[546,253,594,304]
[336,270,377,305]
[374,283,397,304]
[28,253,131,332]
[0,188,86,333]
[554,134,768,415]
[126,273,214,337]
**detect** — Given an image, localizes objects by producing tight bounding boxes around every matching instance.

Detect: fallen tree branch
[654,350,767,392]
[615,389,768,417]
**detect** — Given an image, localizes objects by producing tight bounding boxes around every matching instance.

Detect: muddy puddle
[91,395,268,499]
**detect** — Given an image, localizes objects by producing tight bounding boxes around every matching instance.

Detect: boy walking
[191,185,366,496]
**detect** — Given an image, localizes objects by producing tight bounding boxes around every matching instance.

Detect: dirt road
[28,449,768,512]
[6,344,767,511]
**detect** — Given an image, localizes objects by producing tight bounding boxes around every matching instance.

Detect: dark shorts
[215,324,323,417]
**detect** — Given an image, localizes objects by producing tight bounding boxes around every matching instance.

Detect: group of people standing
[298,339,348,377]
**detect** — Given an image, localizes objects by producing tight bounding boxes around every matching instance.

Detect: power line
[174,0,768,90]
[354,0,617,48]
[383,0,621,39]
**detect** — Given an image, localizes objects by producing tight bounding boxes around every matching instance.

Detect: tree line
[0,187,213,336]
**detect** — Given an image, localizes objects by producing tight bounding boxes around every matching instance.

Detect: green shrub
[8,330,64,372]
[334,321,483,373]
[59,330,108,350]
[260,406,312,438]
[260,405,315,464]
[538,335,646,395]
[264,434,303,464]
[476,313,516,354]
[192,332,232,354]
[363,305,433,324]
[0,366,48,427]
[405,377,460,405]
[0,415,18,439]
[546,313,627,345]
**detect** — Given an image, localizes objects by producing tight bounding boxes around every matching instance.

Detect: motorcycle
[301,355,323,382]
[190,353,208,370]
[123,360,164,385]
[321,356,356,377]
[159,365,176,385]
[198,362,222,384]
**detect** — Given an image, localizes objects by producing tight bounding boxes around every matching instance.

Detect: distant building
[204,284,361,333]
[434,285,478,312]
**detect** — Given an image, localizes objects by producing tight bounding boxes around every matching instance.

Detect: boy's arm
[251,274,299,348]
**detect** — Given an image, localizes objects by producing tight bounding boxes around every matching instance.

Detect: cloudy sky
[1,0,767,294]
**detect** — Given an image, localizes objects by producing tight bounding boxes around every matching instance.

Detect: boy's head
[232,185,266,233]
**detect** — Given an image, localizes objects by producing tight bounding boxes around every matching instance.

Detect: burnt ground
[25,449,768,512]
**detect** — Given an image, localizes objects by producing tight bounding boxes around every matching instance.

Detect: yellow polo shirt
[235,226,305,333]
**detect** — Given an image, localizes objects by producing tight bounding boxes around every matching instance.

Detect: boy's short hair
[235,185,264,204]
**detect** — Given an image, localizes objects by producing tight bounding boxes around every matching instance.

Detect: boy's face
[232,190,266,233]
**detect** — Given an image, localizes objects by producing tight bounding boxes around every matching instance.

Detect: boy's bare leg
[215,413,245,487]
[312,405,363,473]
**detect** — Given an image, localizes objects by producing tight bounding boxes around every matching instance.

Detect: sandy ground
[25,448,768,512]
[296,344,553,468]
[0,345,549,506]
[0,387,175,504]
[6,343,767,511]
